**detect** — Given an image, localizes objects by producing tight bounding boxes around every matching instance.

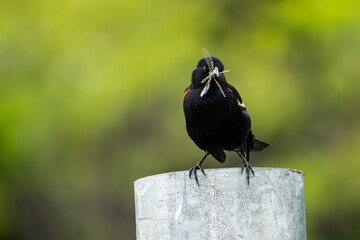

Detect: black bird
[183,49,269,185]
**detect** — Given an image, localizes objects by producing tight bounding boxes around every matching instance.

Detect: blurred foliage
[1,0,360,239]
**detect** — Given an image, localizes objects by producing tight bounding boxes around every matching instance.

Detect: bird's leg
[189,152,210,185]
[242,151,255,177]
[236,151,254,185]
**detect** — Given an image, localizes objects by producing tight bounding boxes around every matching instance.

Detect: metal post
[134,168,306,240]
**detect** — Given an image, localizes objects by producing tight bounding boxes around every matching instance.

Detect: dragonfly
[200,48,230,98]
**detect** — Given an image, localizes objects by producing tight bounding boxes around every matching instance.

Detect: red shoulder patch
[183,90,188,101]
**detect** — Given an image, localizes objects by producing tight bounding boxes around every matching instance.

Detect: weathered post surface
[134,167,306,240]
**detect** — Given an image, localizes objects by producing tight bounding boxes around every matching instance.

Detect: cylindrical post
[134,168,306,240]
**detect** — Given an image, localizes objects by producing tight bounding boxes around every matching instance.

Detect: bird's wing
[225,84,246,109]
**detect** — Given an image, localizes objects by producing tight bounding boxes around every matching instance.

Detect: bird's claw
[189,164,206,185]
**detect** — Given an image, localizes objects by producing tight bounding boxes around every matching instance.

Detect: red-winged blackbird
[183,49,269,185]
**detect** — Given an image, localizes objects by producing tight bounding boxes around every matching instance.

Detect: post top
[134,167,304,186]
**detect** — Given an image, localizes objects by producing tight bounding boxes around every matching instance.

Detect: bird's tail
[253,138,269,151]
[209,149,226,163]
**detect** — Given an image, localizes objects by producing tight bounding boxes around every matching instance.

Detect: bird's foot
[189,164,206,185]
[241,158,255,186]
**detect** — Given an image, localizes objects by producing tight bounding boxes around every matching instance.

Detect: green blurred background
[1,0,360,239]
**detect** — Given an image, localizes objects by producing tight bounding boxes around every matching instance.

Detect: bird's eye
[202,66,207,72]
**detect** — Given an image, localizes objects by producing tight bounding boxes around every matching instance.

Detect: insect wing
[201,74,211,84]
[214,79,226,98]
[200,76,212,97]
[202,48,214,71]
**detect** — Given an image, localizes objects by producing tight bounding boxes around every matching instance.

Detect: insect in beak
[200,49,230,98]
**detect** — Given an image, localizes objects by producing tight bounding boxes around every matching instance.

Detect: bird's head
[191,50,230,98]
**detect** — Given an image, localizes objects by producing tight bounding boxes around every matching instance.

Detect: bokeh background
[1,0,360,239]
